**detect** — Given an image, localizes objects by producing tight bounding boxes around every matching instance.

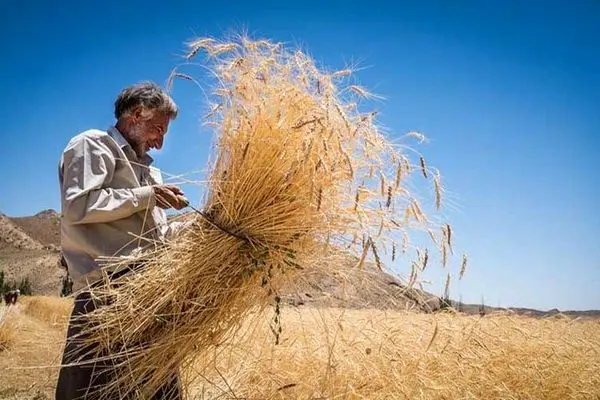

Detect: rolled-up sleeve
[60,135,155,225]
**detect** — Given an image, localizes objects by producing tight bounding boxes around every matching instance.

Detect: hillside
[9,209,61,248]
[0,212,63,296]
[0,213,45,251]
[281,258,441,313]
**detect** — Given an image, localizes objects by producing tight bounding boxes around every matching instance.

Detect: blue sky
[1,0,598,311]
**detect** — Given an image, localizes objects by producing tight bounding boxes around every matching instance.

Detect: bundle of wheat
[73,35,455,398]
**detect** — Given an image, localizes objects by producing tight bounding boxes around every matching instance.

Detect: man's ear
[131,107,143,123]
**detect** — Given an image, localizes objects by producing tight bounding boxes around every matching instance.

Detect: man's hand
[153,184,188,210]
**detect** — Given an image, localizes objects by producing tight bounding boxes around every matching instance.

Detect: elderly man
[56,82,187,400]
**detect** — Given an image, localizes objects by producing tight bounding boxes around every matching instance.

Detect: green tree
[18,277,32,296]
[1,273,14,295]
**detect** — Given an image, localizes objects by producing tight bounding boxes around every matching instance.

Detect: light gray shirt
[59,126,172,292]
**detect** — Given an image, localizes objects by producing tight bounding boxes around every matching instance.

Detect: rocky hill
[0,212,64,296]
[280,256,441,313]
[10,209,61,248]
[0,213,46,251]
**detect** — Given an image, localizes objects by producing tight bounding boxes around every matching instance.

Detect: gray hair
[114,81,178,120]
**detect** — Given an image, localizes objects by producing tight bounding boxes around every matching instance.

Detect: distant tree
[479,296,486,317]
[18,277,32,296]
[457,294,464,313]
[2,276,14,295]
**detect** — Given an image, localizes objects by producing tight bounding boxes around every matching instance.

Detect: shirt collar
[107,126,154,166]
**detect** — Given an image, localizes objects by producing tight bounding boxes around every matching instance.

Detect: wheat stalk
[420,157,428,179]
[460,254,468,279]
[434,171,442,210]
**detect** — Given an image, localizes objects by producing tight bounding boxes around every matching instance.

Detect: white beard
[127,124,149,158]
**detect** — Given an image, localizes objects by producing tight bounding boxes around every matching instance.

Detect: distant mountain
[499,306,600,318]
[446,301,600,319]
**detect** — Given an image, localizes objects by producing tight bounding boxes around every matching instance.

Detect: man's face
[129,110,171,156]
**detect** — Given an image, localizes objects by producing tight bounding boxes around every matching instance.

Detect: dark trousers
[55,280,181,399]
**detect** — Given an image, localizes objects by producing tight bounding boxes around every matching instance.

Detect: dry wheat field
[0,296,599,399]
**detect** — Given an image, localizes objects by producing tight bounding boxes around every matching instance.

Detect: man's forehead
[149,112,170,124]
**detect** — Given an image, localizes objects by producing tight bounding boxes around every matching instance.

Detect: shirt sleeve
[163,220,188,239]
[60,135,155,225]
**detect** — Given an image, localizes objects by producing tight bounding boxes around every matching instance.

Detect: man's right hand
[153,184,188,210]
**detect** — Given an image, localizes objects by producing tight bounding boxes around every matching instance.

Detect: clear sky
[1,0,598,311]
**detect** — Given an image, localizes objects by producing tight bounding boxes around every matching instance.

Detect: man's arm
[60,135,155,225]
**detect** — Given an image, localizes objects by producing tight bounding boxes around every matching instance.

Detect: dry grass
[0,297,72,399]
[187,308,600,399]
[23,296,72,326]
[0,297,599,399]
[72,35,456,398]
[0,315,17,353]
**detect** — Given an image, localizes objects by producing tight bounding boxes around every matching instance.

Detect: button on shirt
[59,126,171,292]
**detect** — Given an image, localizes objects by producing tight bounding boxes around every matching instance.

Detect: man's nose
[155,135,164,149]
